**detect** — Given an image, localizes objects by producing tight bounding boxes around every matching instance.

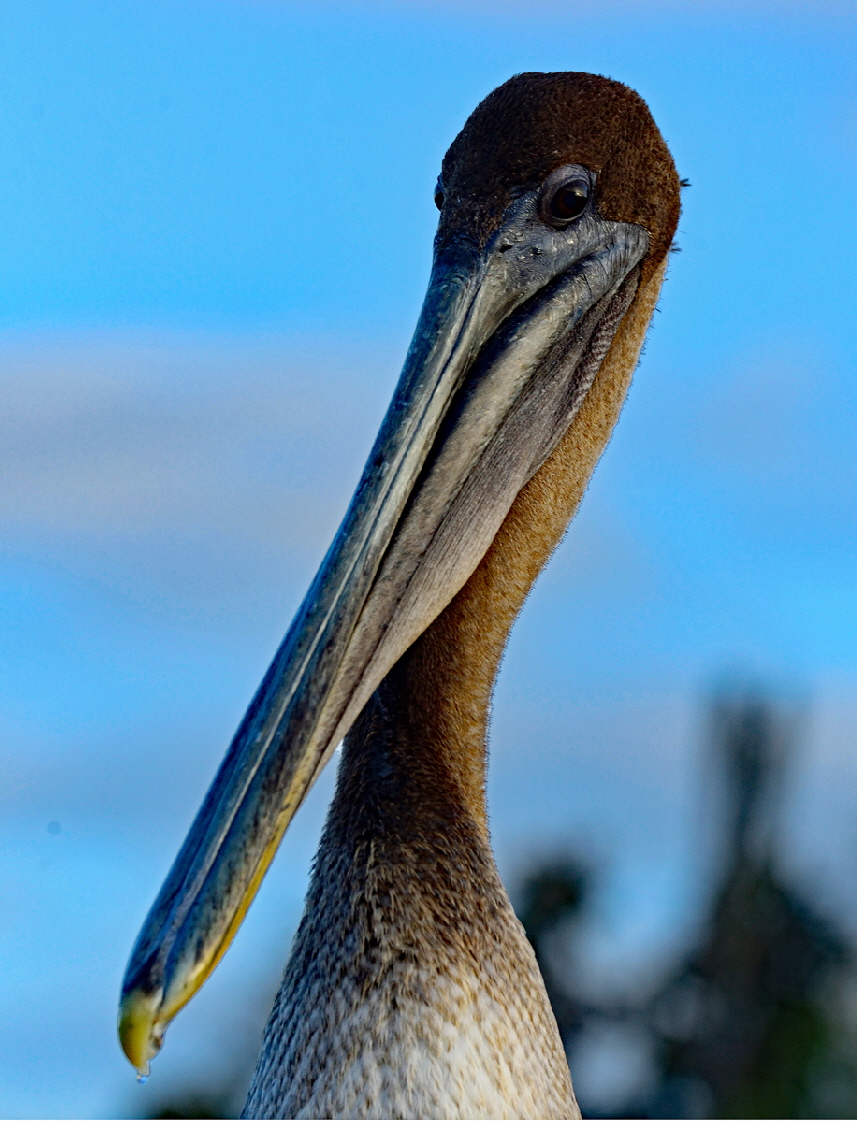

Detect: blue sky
[2,0,857,1116]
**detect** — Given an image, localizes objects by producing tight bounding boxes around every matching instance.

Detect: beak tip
[118,988,163,1078]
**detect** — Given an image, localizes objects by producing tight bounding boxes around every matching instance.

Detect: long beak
[119,201,649,1075]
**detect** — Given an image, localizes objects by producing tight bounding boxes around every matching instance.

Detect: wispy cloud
[0,330,399,621]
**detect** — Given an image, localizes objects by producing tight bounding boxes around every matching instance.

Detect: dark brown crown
[441,72,680,280]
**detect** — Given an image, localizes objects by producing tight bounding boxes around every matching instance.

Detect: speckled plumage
[242,73,678,1120]
[244,677,575,1119]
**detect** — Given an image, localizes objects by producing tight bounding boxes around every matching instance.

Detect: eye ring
[434,176,445,211]
[538,166,591,228]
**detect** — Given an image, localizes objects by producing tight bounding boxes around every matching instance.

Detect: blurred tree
[647,695,854,1119]
[146,1090,235,1119]
[518,691,857,1120]
[517,858,588,1052]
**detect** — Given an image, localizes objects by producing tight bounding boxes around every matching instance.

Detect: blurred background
[2,0,857,1117]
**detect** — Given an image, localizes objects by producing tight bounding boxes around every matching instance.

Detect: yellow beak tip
[118,990,163,1078]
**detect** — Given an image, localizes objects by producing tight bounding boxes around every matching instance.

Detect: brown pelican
[119,72,680,1119]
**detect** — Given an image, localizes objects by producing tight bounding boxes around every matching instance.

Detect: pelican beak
[119,173,649,1075]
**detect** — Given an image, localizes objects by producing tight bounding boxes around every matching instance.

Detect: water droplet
[137,1073,148,1085]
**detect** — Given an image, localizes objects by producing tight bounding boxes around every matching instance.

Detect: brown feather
[442,72,680,282]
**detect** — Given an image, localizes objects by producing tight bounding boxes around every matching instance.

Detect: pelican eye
[539,169,590,227]
[434,177,445,211]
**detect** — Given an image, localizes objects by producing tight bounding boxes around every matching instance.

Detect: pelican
[119,72,680,1119]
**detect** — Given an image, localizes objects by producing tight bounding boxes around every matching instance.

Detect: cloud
[0,329,400,623]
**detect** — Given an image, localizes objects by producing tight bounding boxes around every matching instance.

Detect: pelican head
[119,71,679,1116]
